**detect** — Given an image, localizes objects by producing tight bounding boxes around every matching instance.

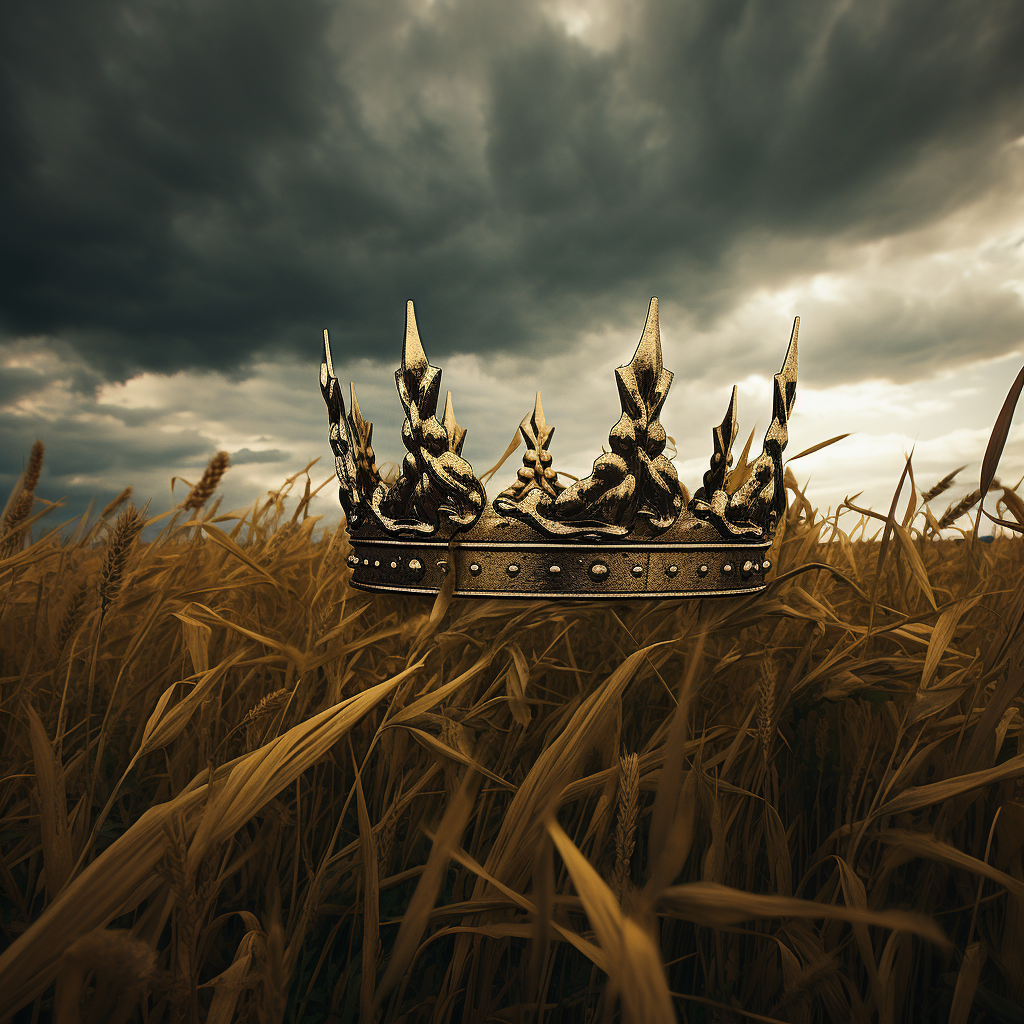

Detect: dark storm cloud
[2,0,1023,382]
[231,446,290,464]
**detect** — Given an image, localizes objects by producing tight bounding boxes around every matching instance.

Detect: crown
[320,298,798,599]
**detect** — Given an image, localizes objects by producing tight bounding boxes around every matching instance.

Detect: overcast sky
[3,0,1024,544]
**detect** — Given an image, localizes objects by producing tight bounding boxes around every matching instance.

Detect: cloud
[2,0,1024,383]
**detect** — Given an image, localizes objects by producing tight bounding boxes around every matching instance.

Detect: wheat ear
[922,465,967,504]
[99,504,144,614]
[757,658,777,765]
[182,451,230,511]
[245,688,290,752]
[613,752,640,902]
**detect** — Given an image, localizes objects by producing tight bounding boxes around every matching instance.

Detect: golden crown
[320,297,798,599]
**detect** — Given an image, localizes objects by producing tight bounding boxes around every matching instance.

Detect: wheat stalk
[100,486,133,520]
[2,440,45,555]
[378,803,399,879]
[53,928,161,1024]
[23,439,45,492]
[772,954,842,1015]
[182,451,230,511]
[922,465,967,504]
[245,689,290,752]
[99,504,144,615]
[613,752,640,902]
[57,582,90,651]
[1,491,35,558]
[757,658,777,765]
[938,480,1001,529]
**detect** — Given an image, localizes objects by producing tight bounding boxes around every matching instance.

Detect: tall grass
[1,420,1023,1023]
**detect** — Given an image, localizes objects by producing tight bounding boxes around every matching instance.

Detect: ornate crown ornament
[321,298,798,599]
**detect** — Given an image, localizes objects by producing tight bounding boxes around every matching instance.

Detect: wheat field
[1,380,1023,1023]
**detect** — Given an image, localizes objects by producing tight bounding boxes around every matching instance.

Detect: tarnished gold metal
[321,298,799,599]
[689,317,799,539]
[497,392,565,503]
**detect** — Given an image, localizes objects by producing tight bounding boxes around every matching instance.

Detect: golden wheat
[98,504,144,614]
[613,752,640,902]
[99,485,133,520]
[182,451,230,511]
[0,446,1022,1024]
[922,464,967,504]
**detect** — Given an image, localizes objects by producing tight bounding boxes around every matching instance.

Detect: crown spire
[693,385,738,501]
[442,390,467,455]
[689,317,799,538]
[320,329,365,526]
[495,297,683,535]
[367,301,484,534]
[496,391,565,503]
[634,295,663,377]
[402,299,428,376]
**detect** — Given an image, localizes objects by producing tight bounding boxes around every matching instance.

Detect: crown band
[321,297,798,600]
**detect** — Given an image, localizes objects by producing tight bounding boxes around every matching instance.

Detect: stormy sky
[3,0,1024,543]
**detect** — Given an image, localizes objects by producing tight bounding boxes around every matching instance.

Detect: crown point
[631,296,663,377]
[322,329,334,377]
[779,315,799,415]
[532,391,547,430]
[403,300,428,375]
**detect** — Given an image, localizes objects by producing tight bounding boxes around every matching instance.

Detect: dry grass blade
[979,362,1024,504]
[372,762,482,1016]
[868,452,913,626]
[658,881,951,950]
[788,432,852,462]
[874,829,1024,902]
[443,841,609,971]
[202,927,264,1024]
[646,632,704,893]
[25,702,73,901]
[919,597,982,689]
[506,643,532,727]
[547,817,676,1024]
[948,942,987,1024]
[0,662,421,1019]
[891,522,937,610]
[867,752,1024,820]
[355,767,379,1023]
[485,642,675,890]
[172,605,214,675]
[478,427,522,485]
[198,523,285,590]
[834,856,887,1021]
[404,727,515,791]
[386,651,497,726]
